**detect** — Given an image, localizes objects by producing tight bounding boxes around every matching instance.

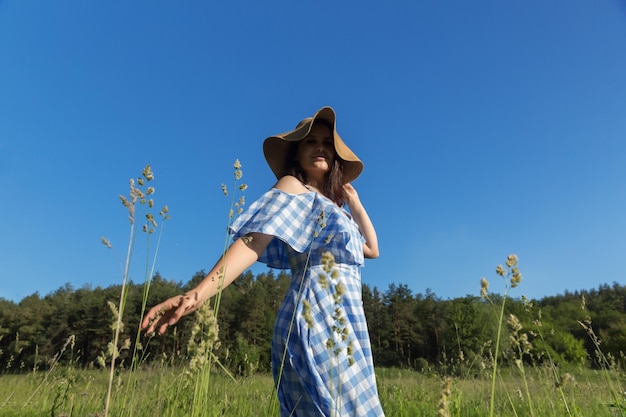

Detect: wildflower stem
[489,291,507,417]
[105,219,136,417]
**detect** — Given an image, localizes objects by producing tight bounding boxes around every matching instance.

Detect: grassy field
[3,169,620,417]
[1,366,624,417]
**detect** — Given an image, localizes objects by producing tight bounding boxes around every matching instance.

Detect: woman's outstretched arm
[141,232,273,335]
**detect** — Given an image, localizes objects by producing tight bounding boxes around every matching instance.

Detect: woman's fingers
[141,305,161,330]
[141,297,181,335]
[343,183,361,206]
[142,294,199,335]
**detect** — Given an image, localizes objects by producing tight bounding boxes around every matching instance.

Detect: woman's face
[296,123,336,178]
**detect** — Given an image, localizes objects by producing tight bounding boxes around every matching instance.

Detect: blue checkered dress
[230,188,385,416]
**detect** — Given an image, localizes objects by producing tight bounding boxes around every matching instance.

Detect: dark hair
[282,121,347,206]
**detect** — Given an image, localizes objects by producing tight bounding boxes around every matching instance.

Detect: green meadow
[2,165,625,417]
[0,366,623,416]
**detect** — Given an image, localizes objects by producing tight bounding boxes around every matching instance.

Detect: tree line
[1,270,624,375]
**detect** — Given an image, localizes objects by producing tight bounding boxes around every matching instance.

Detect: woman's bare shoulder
[273,175,310,194]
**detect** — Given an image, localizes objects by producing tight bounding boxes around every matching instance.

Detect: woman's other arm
[343,184,379,259]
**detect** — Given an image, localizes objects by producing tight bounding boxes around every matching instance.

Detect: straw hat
[263,107,363,184]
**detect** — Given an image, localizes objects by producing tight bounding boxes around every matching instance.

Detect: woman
[142,107,385,416]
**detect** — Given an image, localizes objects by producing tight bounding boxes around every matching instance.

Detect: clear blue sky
[1,1,625,303]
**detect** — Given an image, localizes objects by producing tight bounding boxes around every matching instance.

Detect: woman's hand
[141,291,202,335]
[343,183,362,209]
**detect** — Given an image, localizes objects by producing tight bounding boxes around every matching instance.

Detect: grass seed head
[507,314,523,333]
[142,164,154,181]
[496,265,506,277]
[511,270,522,288]
[302,300,314,328]
[480,277,489,299]
[437,377,453,417]
[506,254,518,267]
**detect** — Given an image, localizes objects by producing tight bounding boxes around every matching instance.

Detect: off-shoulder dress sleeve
[229,188,364,269]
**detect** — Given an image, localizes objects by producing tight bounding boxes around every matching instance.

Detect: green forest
[1,270,624,376]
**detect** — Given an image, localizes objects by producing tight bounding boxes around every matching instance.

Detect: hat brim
[263,107,363,184]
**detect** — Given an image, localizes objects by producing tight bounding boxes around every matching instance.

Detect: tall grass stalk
[506,313,535,417]
[481,254,522,417]
[268,211,325,416]
[121,201,169,417]
[208,159,247,336]
[188,160,246,416]
[104,165,168,417]
[578,296,626,413]
[521,296,573,416]
[437,376,453,417]
[104,174,140,416]
[271,208,356,417]
[20,334,75,410]
[269,246,313,417]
